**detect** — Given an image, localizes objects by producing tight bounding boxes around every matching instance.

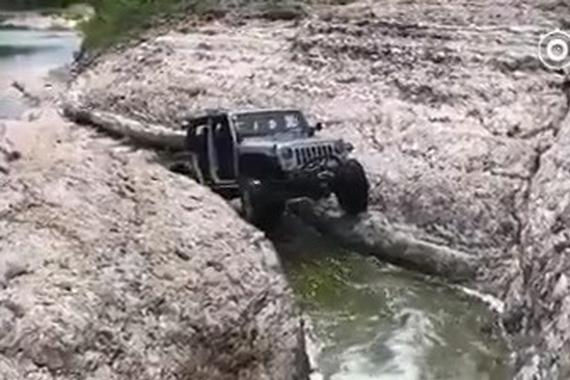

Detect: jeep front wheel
[334,159,369,215]
[240,179,285,229]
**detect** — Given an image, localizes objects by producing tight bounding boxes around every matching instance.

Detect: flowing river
[272,219,511,379]
[0,17,511,380]
[0,21,80,119]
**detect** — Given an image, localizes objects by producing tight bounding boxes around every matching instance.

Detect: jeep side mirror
[315,122,323,131]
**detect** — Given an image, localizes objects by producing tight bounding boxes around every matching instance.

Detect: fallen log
[62,100,186,150]
[289,199,479,282]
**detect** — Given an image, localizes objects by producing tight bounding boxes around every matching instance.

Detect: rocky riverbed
[0,20,514,380]
[66,0,570,378]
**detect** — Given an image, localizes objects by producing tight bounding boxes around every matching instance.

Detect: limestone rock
[0,112,309,380]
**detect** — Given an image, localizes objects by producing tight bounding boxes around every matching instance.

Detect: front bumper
[256,165,337,202]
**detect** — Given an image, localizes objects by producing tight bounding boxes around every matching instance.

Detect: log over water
[289,199,479,282]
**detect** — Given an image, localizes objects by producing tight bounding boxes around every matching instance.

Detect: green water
[272,220,511,380]
[0,28,79,59]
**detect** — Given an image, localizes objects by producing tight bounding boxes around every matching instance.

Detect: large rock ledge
[0,111,309,380]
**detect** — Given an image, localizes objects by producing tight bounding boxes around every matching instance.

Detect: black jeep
[179,109,369,227]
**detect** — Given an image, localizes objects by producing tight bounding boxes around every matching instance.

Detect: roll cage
[182,109,310,187]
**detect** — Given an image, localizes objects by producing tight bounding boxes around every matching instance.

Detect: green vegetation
[2,0,349,50]
[1,0,310,49]
[79,0,309,49]
[81,0,205,49]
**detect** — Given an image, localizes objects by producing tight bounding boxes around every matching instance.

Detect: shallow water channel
[273,219,511,380]
[0,24,80,119]
[0,17,511,380]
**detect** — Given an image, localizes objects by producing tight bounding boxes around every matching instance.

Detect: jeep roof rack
[182,108,306,129]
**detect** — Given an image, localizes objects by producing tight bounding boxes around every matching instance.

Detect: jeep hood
[238,135,340,154]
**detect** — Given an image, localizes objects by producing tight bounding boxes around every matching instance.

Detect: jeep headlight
[334,141,354,154]
[278,147,296,170]
[334,140,345,154]
[280,147,294,160]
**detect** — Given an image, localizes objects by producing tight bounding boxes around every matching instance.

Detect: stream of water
[273,219,510,380]
[0,24,80,119]
[0,19,511,380]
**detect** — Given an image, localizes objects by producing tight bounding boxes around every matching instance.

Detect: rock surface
[67,0,570,378]
[0,104,309,379]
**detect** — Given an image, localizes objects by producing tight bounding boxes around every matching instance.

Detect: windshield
[231,111,309,137]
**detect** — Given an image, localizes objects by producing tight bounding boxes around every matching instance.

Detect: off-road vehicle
[178,109,369,227]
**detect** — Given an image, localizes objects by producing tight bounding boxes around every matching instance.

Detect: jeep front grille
[294,144,335,166]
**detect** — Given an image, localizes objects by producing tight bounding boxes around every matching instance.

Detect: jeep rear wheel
[334,159,369,215]
[240,179,285,229]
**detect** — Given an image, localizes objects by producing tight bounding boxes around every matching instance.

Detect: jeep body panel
[181,109,366,211]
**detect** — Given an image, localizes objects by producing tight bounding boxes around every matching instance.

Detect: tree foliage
[1,0,314,50]
[80,0,308,49]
